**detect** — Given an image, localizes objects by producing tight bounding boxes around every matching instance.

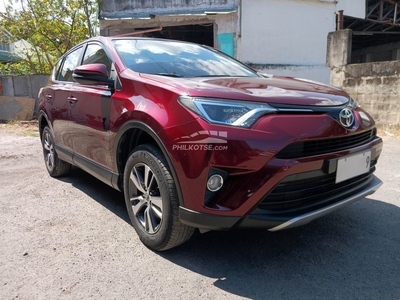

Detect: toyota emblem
[339,108,354,128]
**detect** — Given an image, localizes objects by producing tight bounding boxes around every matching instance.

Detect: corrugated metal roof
[0,50,21,63]
[343,0,400,50]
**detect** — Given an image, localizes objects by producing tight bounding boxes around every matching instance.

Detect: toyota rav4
[38,37,383,250]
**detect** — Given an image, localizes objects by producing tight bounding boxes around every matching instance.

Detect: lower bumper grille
[258,161,377,214]
[276,129,376,159]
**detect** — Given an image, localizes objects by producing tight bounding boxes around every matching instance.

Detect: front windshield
[112,39,259,78]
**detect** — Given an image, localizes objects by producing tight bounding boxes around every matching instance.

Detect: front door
[67,43,114,170]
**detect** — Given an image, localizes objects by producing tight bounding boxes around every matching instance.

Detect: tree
[0,0,99,75]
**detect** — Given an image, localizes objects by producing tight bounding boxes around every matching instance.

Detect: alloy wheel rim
[129,163,163,234]
[43,132,55,171]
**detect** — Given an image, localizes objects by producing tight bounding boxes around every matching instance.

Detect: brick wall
[327,30,400,128]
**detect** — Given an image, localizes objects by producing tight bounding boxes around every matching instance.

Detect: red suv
[38,37,383,250]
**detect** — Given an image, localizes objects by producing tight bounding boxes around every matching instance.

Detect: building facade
[99,0,365,84]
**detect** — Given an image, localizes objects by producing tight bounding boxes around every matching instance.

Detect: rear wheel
[123,144,194,251]
[41,126,71,177]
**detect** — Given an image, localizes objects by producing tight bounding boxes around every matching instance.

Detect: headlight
[178,96,277,128]
[349,97,359,109]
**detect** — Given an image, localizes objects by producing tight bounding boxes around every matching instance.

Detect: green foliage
[0,61,34,76]
[0,0,99,75]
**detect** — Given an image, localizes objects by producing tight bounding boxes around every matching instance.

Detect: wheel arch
[37,111,52,141]
[114,121,185,207]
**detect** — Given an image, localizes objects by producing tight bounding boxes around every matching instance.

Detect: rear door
[50,46,84,156]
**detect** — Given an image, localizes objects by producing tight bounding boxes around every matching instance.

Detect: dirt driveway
[1,124,399,299]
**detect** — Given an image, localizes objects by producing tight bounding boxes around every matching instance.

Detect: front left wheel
[123,144,194,251]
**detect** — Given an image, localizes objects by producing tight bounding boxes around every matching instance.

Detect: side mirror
[72,63,114,86]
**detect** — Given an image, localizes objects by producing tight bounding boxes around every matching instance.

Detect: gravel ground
[0,125,399,300]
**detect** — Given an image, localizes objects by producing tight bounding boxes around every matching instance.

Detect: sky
[0,0,9,13]
[0,1,21,13]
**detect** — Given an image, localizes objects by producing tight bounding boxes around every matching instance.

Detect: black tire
[123,144,194,251]
[41,126,71,177]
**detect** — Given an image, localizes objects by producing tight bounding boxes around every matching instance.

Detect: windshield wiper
[194,75,232,78]
[153,73,183,78]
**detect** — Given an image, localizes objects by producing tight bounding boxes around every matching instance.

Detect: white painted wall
[237,0,338,83]
[238,0,336,65]
[254,65,331,83]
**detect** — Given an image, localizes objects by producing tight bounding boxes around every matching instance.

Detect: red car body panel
[159,111,382,216]
[139,74,349,106]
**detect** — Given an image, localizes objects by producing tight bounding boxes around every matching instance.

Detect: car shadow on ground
[57,168,399,299]
[160,198,400,299]
[58,167,130,224]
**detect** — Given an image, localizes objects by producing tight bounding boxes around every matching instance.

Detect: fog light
[207,174,223,192]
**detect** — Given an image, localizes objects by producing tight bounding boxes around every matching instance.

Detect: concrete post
[326,29,352,69]
[1,77,15,97]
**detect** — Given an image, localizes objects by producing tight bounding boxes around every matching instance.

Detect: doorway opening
[141,24,214,47]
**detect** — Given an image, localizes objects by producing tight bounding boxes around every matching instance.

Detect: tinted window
[57,47,83,82]
[82,44,112,76]
[112,39,258,78]
[52,59,63,81]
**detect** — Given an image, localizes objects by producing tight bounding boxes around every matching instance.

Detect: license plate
[336,150,371,183]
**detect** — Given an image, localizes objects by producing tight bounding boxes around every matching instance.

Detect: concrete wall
[248,63,330,81]
[0,96,36,121]
[100,13,237,48]
[0,75,48,121]
[327,29,352,68]
[99,0,367,85]
[100,0,238,19]
[237,0,337,84]
[327,30,400,128]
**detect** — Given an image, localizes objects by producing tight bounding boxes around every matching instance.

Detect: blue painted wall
[217,33,234,57]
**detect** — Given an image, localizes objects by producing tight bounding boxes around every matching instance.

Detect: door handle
[67,96,77,104]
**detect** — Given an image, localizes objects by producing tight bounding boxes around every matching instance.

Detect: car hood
[139,74,350,106]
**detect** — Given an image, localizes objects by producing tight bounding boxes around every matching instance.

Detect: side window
[82,44,112,76]
[57,46,83,82]
[52,59,62,81]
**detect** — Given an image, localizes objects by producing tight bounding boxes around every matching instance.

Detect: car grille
[258,160,377,213]
[276,129,376,159]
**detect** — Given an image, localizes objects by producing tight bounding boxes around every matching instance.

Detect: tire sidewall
[123,146,174,249]
[42,127,56,175]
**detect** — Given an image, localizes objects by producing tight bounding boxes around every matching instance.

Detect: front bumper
[179,175,382,231]
[166,105,383,230]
